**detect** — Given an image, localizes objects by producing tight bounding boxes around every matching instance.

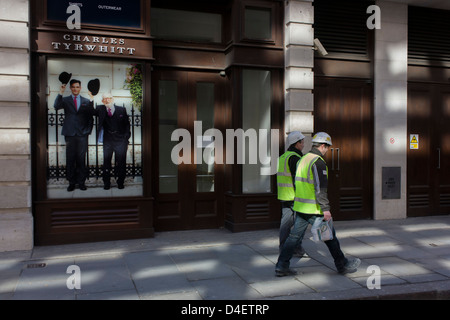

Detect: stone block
[286,46,314,68]
[0,103,30,128]
[286,89,313,112]
[0,76,30,102]
[0,50,29,76]
[0,159,31,181]
[0,129,30,155]
[0,21,29,49]
[0,0,29,22]
[285,1,313,25]
[0,185,30,208]
[285,67,313,90]
[286,23,313,46]
[0,212,33,252]
[285,111,313,134]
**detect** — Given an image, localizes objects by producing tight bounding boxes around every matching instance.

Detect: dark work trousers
[103,132,128,186]
[276,212,348,272]
[65,135,89,186]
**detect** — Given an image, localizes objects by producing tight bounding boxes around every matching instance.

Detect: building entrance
[314,77,373,220]
[152,69,227,230]
[407,82,450,217]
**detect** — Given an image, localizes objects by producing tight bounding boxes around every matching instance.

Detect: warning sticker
[410,134,419,149]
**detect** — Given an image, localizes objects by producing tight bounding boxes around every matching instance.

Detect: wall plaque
[382,167,401,200]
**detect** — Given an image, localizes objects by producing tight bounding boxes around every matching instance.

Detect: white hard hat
[286,131,305,147]
[312,132,332,146]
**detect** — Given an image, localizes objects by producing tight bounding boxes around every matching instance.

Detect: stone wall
[284,0,314,149]
[0,0,33,251]
[374,1,408,219]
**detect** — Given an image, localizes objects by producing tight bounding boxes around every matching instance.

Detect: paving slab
[0,215,449,301]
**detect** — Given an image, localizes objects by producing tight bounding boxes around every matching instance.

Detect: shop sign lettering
[51,34,136,55]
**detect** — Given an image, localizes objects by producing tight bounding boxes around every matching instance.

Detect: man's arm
[312,159,332,220]
[288,154,301,184]
[53,84,66,110]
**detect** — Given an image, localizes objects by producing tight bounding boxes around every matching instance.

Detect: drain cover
[26,263,46,268]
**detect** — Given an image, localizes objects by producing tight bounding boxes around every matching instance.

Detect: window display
[46,57,143,198]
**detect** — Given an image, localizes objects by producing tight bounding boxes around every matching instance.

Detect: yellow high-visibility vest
[293,153,328,215]
[277,151,299,201]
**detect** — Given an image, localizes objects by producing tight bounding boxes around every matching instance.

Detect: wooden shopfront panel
[314,78,373,220]
[407,82,450,217]
[31,0,154,245]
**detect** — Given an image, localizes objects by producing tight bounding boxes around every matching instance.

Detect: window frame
[240,0,278,45]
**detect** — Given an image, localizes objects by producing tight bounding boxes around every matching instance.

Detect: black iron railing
[46,104,142,181]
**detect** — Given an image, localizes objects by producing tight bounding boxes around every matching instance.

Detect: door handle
[331,148,334,170]
[437,148,441,169]
[336,148,340,171]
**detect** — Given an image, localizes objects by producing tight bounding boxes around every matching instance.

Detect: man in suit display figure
[95,93,131,190]
[54,78,94,191]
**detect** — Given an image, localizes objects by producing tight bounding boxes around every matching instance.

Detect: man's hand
[323,211,332,221]
[59,84,66,95]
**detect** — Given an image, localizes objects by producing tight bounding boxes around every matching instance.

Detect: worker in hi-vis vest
[276,131,307,258]
[275,132,361,277]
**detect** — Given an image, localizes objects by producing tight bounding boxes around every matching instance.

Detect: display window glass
[46,57,144,198]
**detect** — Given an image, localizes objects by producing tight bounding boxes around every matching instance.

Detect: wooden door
[314,77,373,220]
[152,69,226,230]
[407,83,450,216]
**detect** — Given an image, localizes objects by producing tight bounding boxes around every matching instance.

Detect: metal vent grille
[246,202,269,218]
[440,194,450,207]
[340,196,363,211]
[51,208,139,227]
[409,194,429,208]
[409,6,450,64]
[314,0,373,57]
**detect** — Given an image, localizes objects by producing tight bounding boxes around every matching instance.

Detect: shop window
[196,82,215,193]
[244,7,272,40]
[151,8,222,43]
[158,80,179,193]
[242,69,272,193]
[46,57,144,198]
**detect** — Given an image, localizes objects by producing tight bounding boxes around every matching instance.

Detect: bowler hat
[88,78,101,96]
[58,72,72,85]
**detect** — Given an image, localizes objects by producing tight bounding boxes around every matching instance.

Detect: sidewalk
[1,215,449,300]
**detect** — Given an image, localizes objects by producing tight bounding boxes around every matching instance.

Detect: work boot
[275,268,297,277]
[338,258,361,274]
[293,246,308,258]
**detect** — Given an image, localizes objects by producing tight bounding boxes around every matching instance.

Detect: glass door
[153,70,225,230]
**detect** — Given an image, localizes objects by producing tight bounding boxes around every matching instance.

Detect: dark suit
[54,94,94,186]
[95,104,131,187]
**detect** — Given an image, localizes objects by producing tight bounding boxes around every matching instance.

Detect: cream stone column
[284,0,314,149]
[0,0,33,251]
[374,1,408,219]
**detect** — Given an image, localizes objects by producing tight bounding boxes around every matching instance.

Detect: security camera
[219,70,226,77]
[313,38,328,56]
